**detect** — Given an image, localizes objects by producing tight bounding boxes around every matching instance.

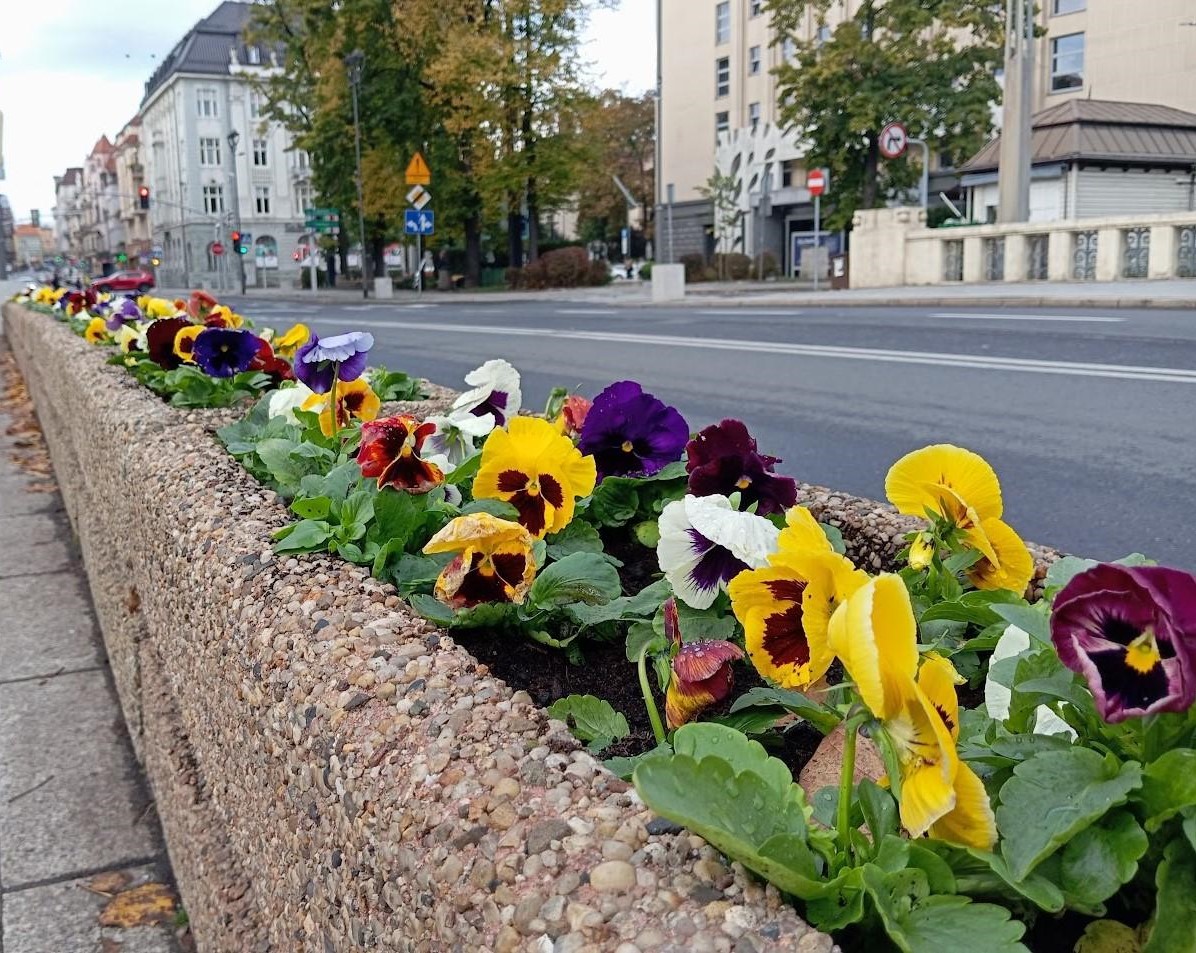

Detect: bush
[638,261,653,280]
[506,247,607,290]
[713,253,753,281]
[587,261,612,286]
[680,253,710,283]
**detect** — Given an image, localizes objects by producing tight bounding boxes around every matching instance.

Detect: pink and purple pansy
[1051,563,1196,723]
[686,419,798,516]
[578,380,689,481]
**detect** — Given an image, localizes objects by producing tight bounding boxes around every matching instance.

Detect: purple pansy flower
[578,380,690,481]
[105,297,143,331]
[686,419,798,516]
[1051,563,1196,723]
[451,359,522,426]
[192,328,265,378]
[657,494,779,609]
[294,331,375,394]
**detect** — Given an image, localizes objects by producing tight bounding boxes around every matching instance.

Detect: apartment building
[659,0,1196,270]
[53,168,84,260]
[113,117,153,265]
[79,136,126,274]
[140,0,311,289]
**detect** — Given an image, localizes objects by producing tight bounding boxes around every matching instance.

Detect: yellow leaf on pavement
[98,883,177,928]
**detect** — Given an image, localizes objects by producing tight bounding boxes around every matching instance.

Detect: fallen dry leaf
[101,938,124,953]
[84,870,131,896]
[798,721,885,802]
[98,883,177,928]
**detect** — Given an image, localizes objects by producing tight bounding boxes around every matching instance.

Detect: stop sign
[212,242,225,256]
[807,169,827,197]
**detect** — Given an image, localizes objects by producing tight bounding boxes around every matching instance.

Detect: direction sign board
[405,209,435,236]
[212,242,225,256]
[880,121,909,160]
[405,152,432,186]
[806,169,827,197]
[406,184,431,211]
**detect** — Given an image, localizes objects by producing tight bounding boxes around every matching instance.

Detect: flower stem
[638,647,667,746]
[836,715,864,862]
[331,361,341,433]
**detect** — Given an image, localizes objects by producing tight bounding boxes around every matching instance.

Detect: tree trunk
[337,229,349,278]
[861,133,880,209]
[507,202,523,269]
[464,212,482,287]
[527,176,540,261]
[371,233,386,280]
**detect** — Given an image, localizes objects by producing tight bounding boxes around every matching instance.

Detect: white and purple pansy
[657,494,780,610]
[422,409,497,470]
[451,359,522,427]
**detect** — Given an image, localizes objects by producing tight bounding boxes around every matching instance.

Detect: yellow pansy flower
[173,325,204,363]
[273,323,311,358]
[143,297,178,319]
[423,513,538,608]
[83,317,108,344]
[965,517,1034,594]
[301,378,380,436]
[474,417,597,538]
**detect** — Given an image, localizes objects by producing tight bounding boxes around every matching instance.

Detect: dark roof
[961,99,1196,173]
[141,1,260,105]
[59,168,82,186]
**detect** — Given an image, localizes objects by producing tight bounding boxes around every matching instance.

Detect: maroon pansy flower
[686,419,798,516]
[358,415,444,493]
[145,317,193,370]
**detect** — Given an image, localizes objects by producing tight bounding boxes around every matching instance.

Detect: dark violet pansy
[1051,563,1196,723]
[686,419,798,516]
[146,317,193,370]
[105,297,142,331]
[191,328,264,378]
[577,380,689,481]
[294,331,374,394]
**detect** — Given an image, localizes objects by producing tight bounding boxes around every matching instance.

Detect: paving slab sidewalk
[0,342,185,953]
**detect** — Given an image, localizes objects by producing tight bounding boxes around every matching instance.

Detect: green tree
[575,89,655,245]
[699,168,742,281]
[764,0,1003,229]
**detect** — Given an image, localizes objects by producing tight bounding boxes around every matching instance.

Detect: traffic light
[138,186,150,210]
[150,257,161,267]
[231,230,248,255]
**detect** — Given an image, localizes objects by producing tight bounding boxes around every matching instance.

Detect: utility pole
[345,50,370,299]
[226,130,247,295]
[998,0,1035,223]
[654,0,664,262]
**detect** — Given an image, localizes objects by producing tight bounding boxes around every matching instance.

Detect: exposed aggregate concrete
[4,301,1062,952]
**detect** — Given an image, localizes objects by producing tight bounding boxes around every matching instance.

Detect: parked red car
[90,269,156,294]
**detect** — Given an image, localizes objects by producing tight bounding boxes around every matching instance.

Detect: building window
[202,185,225,215]
[749,102,761,131]
[715,111,730,141]
[199,138,222,166]
[1050,33,1084,91]
[249,91,263,118]
[294,183,313,216]
[781,160,796,188]
[749,45,761,75]
[782,37,797,62]
[715,57,730,98]
[252,139,269,167]
[254,186,271,215]
[715,2,730,44]
[295,149,311,170]
[750,0,762,16]
[816,24,832,45]
[196,88,219,118]
[1053,0,1085,13]
[246,45,261,65]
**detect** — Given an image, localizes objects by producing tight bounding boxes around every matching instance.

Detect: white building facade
[140,1,312,290]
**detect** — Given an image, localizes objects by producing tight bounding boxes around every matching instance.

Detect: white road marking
[699,309,802,316]
[557,308,617,316]
[929,312,1125,324]
[305,317,1196,384]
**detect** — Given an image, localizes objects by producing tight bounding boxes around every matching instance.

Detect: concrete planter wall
[3,302,1057,952]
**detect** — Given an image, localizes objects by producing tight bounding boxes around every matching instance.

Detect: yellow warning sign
[405,151,431,186]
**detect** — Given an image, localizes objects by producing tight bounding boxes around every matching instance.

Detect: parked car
[90,269,155,294]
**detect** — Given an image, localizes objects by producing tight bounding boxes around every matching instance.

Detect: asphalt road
[220,295,1196,568]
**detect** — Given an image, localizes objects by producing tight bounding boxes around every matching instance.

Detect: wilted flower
[657,494,779,610]
[173,325,203,363]
[577,380,689,481]
[661,598,745,729]
[474,417,597,538]
[302,378,381,437]
[186,290,219,321]
[685,419,798,516]
[828,575,996,848]
[83,317,108,344]
[451,359,522,426]
[294,331,374,393]
[358,414,443,492]
[907,533,936,571]
[422,409,496,470]
[555,394,592,438]
[729,507,866,690]
[192,328,264,378]
[273,323,310,359]
[1052,563,1196,723]
[423,513,537,607]
[146,317,193,369]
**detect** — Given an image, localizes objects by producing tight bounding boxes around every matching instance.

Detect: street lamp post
[226,129,247,295]
[345,49,370,299]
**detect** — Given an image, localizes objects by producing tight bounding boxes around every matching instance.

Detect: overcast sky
[0,1,656,226]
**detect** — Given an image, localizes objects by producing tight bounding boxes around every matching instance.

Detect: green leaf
[676,600,738,642]
[449,602,524,631]
[604,744,671,781]
[1143,840,1196,953]
[1074,920,1144,953]
[586,479,640,526]
[572,578,672,629]
[1060,810,1148,912]
[997,748,1143,881]
[408,593,453,626]
[858,779,899,843]
[273,519,334,554]
[291,496,332,520]
[446,453,482,484]
[545,520,606,560]
[369,489,428,551]
[729,686,842,734]
[625,621,667,662]
[461,498,521,520]
[633,519,661,549]
[919,590,1025,628]
[861,865,1029,953]
[527,552,622,609]
[819,522,846,555]
[708,709,786,735]
[1139,748,1196,832]
[1045,556,1098,594]
[990,603,1051,645]
[339,490,376,529]
[389,553,448,596]
[299,461,360,504]
[671,723,794,798]
[546,695,631,753]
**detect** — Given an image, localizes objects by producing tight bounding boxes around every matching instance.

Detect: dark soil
[603,525,661,594]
